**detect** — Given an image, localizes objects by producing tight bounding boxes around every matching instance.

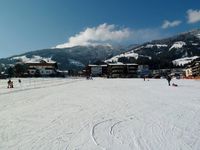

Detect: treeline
[1,63,28,78]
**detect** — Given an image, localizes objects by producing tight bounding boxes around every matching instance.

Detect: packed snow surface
[0,78,200,150]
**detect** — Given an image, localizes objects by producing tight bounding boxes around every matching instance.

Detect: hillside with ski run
[106,29,200,67]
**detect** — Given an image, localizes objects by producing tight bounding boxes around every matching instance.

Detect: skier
[7,79,13,88]
[166,75,172,86]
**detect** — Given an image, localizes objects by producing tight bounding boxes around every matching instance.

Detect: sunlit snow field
[0,78,199,150]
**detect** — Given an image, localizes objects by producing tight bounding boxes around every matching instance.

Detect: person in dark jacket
[7,79,11,88]
[7,79,14,88]
[166,75,172,86]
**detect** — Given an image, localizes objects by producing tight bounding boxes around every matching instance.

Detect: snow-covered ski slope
[0,78,200,150]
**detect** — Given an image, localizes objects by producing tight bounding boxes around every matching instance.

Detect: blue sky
[0,0,200,58]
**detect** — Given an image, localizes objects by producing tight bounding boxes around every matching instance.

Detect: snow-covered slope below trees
[169,41,186,51]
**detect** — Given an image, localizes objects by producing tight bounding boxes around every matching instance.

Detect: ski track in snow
[0,78,84,96]
[0,78,200,150]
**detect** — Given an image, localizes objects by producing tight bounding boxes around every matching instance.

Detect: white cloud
[161,20,182,29]
[187,9,200,24]
[55,23,131,48]
[55,23,164,48]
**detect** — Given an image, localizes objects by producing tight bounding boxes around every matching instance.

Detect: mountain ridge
[106,28,200,68]
[0,28,200,71]
[0,45,128,70]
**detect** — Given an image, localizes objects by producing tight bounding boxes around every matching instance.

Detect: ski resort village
[0,52,200,150]
[1,1,200,149]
